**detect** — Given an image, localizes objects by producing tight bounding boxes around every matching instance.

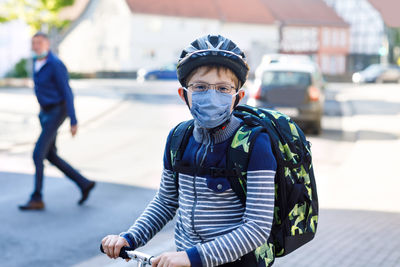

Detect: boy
[102,35,277,267]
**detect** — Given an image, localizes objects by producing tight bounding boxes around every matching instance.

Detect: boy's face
[178,68,245,112]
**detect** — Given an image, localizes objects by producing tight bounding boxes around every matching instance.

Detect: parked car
[352,64,400,83]
[137,63,178,81]
[255,54,314,77]
[248,61,325,134]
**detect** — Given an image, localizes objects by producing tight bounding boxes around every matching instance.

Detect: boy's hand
[101,235,130,260]
[152,251,190,267]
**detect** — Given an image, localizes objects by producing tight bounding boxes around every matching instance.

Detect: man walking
[19,32,95,210]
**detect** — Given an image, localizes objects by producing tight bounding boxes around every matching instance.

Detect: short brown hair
[33,32,49,40]
[185,65,240,89]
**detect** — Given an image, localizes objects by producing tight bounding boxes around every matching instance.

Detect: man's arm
[53,60,77,126]
[187,133,277,267]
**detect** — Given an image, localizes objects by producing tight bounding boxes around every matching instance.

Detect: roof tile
[125,0,347,27]
[368,0,400,27]
[262,0,348,27]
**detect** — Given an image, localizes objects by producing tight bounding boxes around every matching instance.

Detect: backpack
[169,104,319,266]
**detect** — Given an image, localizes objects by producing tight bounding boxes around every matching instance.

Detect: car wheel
[375,77,384,83]
[310,120,322,135]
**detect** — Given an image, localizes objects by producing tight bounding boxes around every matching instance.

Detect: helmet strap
[233,82,242,108]
[183,89,190,107]
[233,94,240,108]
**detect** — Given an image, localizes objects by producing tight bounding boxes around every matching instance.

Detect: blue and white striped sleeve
[121,131,178,248]
[190,133,277,267]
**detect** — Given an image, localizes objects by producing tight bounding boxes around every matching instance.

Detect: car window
[363,64,384,75]
[262,71,311,87]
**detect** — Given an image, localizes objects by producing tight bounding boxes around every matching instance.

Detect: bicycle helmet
[177,34,249,88]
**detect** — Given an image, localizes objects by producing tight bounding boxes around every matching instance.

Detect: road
[0,80,399,266]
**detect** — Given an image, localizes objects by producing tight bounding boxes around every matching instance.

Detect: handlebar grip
[100,244,133,259]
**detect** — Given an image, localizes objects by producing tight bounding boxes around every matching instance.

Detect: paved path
[2,171,399,267]
[0,171,175,267]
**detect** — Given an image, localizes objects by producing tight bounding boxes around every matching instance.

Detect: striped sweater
[122,116,276,267]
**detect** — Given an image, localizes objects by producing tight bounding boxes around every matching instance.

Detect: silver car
[352,64,400,83]
[248,62,325,134]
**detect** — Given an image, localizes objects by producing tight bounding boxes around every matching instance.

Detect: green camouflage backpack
[170,104,319,266]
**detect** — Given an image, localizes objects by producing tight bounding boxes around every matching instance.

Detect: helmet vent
[177,35,249,87]
[205,40,224,50]
[209,35,219,46]
[227,42,236,52]
[192,41,200,50]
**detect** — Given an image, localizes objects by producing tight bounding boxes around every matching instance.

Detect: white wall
[220,23,279,73]
[281,26,319,52]
[0,20,31,77]
[128,14,221,70]
[59,0,133,72]
[129,15,279,73]
[59,1,279,74]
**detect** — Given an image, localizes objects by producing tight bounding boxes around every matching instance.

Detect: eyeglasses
[187,82,237,94]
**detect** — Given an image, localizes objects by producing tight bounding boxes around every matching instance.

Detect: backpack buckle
[209,167,223,177]
[233,167,242,178]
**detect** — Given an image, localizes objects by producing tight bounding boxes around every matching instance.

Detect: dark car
[352,64,400,83]
[137,63,178,81]
[248,62,325,134]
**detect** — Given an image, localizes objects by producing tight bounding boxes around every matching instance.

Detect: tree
[388,27,400,64]
[0,0,75,33]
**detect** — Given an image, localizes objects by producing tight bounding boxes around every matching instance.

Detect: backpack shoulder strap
[169,120,194,188]
[170,119,194,169]
[227,121,264,205]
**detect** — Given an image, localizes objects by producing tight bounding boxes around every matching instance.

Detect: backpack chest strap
[172,163,241,178]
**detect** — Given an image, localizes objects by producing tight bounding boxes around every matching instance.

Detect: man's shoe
[78,181,96,205]
[19,200,45,211]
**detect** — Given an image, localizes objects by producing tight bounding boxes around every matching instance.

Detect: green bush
[6,58,29,78]
[69,72,85,79]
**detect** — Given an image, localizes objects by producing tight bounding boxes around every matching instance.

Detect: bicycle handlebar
[100,245,154,265]
[100,244,131,259]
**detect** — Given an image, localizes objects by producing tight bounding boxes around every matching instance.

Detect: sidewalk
[0,171,175,267]
[2,171,399,267]
[0,86,124,152]
[79,208,400,267]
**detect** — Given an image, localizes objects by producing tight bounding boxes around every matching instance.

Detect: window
[323,28,330,46]
[340,30,347,47]
[321,55,330,73]
[337,55,345,73]
[330,55,337,74]
[332,29,339,47]
[262,71,311,87]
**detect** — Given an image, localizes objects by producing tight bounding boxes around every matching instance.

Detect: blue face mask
[32,51,48,60]
[188,89,239,129]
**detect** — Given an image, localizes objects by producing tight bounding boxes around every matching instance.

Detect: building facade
[323,0,385,71]
[58,0,352,76]
[263,0,350,75]
[58,0,279,76]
